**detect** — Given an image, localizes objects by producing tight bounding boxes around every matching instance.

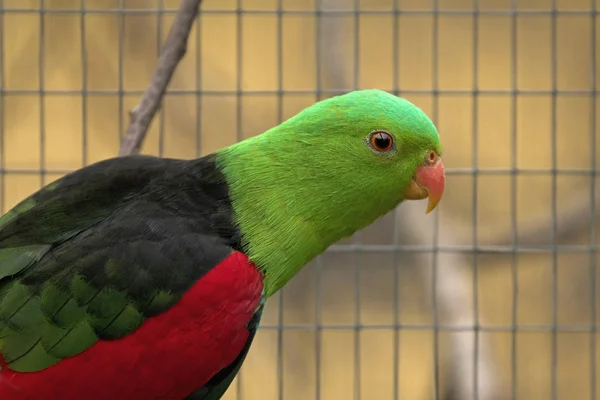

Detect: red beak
[402,156,445,214]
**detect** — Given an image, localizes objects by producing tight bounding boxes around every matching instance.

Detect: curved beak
[403,156,445,214]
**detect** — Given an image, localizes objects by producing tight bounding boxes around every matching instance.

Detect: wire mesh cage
[0,0,599,399]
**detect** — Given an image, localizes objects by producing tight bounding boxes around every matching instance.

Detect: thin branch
[118,0,203,156]
[398,203,505,400]
[319,0,350,93]
[482,180,599,246]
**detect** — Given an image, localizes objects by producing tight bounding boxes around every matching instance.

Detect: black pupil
[374,133,391,149]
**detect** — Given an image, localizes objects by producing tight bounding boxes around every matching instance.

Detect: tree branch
[484,180,599,247]
[118,0,203,156]
[398,203,505,400]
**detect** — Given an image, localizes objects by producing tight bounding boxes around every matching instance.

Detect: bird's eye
[369,131,394,152]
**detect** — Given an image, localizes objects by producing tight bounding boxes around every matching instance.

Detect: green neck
[215,123,405,297]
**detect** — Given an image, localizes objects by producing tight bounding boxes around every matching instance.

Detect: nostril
[425,151,437,165]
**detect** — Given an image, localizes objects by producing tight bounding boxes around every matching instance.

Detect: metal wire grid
[0,1,598,399]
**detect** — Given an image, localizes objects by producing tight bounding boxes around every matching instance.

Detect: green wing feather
[0,178,106,371]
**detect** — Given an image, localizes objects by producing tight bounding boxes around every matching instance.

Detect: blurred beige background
[2,0,600,399]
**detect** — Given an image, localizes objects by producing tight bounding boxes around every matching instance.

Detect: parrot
[0,89,445,400]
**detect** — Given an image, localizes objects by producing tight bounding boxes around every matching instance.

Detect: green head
[216,89,445,296]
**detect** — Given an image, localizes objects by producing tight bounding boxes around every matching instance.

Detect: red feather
[0,251,263,400]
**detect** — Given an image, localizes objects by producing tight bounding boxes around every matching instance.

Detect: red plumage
[0,251,263,400]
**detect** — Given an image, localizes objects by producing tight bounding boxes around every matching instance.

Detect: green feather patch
[0,245,52,281]
[43,319,98,360]
[0,197,37,229]
[87,287,144,338]
[7,340,60,373]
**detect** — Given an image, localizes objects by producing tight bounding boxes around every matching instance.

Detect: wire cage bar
[0,0,598,399]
